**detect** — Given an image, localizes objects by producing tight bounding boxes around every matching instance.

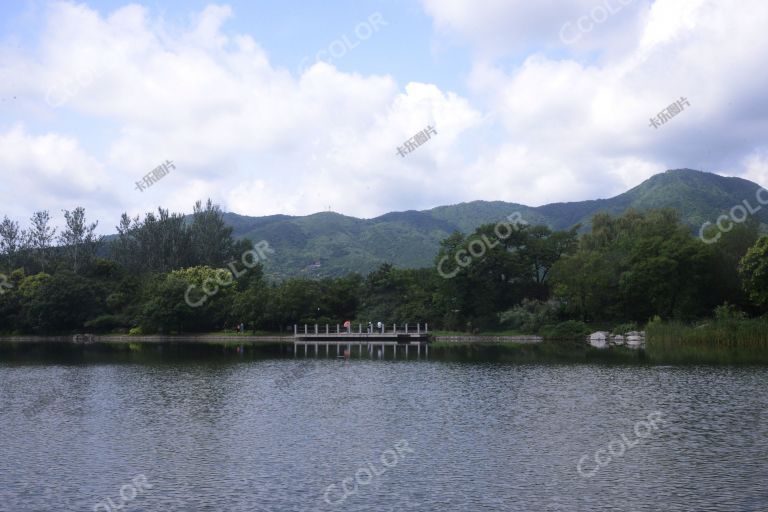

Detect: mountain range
[222,169,768,278]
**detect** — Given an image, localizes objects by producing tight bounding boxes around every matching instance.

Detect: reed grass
[646,318,768,349]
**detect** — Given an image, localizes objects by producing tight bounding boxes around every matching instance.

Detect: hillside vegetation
[225,169,768,278]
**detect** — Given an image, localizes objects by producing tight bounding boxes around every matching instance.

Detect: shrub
[84,314,129,332]
[539,320,590,340]
[499,299,563,333]
[611,322,639,335]
[713,302,747,321]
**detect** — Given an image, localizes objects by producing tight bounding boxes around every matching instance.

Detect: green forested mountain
[4,176,768,335]
[222,169,768,278]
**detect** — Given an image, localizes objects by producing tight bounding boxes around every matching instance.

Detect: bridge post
[315,324,318,335]
[405,323,408,334]
[304,324,308,334]
[294,324,297,336]
[417,323,420,334]
[325,324,329,334]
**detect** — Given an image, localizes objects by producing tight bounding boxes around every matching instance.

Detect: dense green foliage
[223,169,768,278]
[739,236,768,309]
[1,193,767,336]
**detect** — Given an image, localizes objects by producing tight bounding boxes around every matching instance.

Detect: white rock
[626,330,645,348]
[588,331,609,348]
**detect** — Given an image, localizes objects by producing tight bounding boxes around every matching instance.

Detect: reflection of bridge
[292,323,430,358]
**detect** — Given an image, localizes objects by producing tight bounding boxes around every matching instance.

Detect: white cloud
[420,0,648,58]
[427,0,768,203]
[1,2,482,228]
[0,124,114,225]
[742,150,768,189]
[1,0,767,234]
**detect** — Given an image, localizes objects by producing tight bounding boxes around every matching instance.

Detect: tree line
[0,202,766,335]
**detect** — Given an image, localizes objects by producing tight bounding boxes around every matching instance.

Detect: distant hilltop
[213,169,767,278]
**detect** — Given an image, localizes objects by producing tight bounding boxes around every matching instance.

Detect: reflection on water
[1,358,767,511]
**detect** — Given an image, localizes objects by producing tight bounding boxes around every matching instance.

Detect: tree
[232,263,269,332]
[0,216,26,272]
[705,220,760,310]
[550,209,713,322]
[550,250,618,322]
[190,199,234,267]
[17,271,105,332]
[28,211,56,272]
[112,208,193,274]
[112,213,139,270]
[137,266,234,333]
[433,221,577,330]
[58,207,101,274]
[739,236,768,311]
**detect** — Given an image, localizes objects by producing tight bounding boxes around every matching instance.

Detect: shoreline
[0,334,543,345]
[2,334,768,365]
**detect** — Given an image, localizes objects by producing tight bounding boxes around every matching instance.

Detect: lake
[1,354,767,511]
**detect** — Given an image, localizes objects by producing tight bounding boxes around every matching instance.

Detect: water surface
[1,357,767,511]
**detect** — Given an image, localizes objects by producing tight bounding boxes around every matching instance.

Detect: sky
[1,0,767,232]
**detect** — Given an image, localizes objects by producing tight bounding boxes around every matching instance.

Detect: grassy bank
[643,318,768,364]
[646,318,768,347]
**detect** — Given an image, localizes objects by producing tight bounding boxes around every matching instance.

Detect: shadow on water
[3,339,768,365]
[0,341,287,365]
